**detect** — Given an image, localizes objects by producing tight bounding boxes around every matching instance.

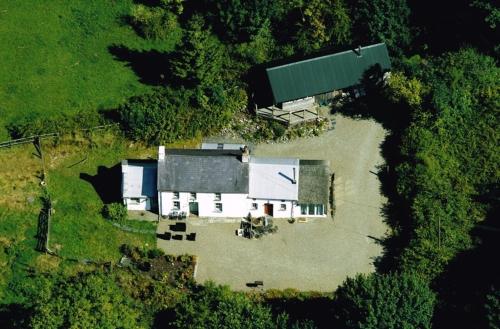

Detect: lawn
[0,0,181,139]
[0,132,158,301]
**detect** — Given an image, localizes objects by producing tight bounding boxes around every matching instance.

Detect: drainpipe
[157,191,161,222]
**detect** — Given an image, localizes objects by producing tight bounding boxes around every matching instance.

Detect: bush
[130,4,178,40]
[334,272,436,329]
[147,248,165,259]
[6,110,106,139]
[102,203,127,222]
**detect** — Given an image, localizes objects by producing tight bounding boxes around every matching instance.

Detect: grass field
[0,133,159,301]
[0,0,181,139]
[0,0,187,301]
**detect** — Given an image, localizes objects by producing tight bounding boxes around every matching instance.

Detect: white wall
[124,197,150,211]
[158,191,327,218]
[248,199,295,218]
[160,192,249,218]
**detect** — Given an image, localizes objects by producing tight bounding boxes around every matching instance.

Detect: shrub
[6,111,106,139]
[334,272,436,329]
[130,4,178,40]
[147,248,165,259]
[102,203,127,222]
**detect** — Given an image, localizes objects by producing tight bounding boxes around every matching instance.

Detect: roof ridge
[266,43,386,71]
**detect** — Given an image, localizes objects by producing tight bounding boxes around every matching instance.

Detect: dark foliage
[334,272,436,329]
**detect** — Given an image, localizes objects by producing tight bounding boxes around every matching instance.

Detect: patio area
[157,216,380,291]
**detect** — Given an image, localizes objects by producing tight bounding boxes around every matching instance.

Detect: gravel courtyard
[157,114,388,291]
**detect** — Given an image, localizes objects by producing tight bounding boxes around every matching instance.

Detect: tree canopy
[171,282,297,329]
[28,273,144,329]
[334,272,436,329]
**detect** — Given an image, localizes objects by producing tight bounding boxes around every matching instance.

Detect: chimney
[354,45,362,57]
[158,146,165,160]
[241,145,250,163]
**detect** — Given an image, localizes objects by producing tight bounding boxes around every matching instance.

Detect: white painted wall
[124,197,150,211]
[159,191,303,218]
[158,191,327,218]
[247,199,295,218]
[160,192,248,217]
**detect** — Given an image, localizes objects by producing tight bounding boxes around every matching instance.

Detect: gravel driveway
[157,114,388,291]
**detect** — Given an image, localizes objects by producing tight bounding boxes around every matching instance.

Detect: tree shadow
[80,164,122,204]
[266,295,336,328]
[0,303,31,329]
[108,45,172,86]
[432,189,499,328]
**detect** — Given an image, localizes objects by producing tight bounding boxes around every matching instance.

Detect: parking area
[157,114,388,291]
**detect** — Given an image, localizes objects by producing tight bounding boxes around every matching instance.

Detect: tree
[119,87,199,144]
[395,49,500,279]
[334,272,436,329]
[209,0,284,42]
[294,0,351,53]
[385,71,426,108]
[171,282,311,329]
[171,282,276,329]
[348,0,411,55]
[130,4,180,40]
[28,273,144,329]
[170,15,225,89]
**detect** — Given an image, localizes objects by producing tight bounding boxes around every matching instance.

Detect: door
[264,203,274,216]
[189,202,199,216]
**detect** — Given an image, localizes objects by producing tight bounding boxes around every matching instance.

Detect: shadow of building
[80,164,122,204]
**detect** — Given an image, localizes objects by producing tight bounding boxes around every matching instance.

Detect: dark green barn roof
[266,43,391,104]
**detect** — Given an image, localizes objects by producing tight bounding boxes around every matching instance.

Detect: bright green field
[0,0,180,139]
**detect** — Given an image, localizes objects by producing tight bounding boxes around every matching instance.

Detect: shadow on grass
[108,45,172,86]
[80,164,122,204]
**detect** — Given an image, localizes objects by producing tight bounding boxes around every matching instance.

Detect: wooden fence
[0,123,118,149]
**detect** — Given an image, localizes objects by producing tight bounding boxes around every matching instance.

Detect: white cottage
[122,146,330,219]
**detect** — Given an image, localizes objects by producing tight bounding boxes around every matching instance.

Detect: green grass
[0,134,158,300]
[0,0,181,139]
[46,136,156,260]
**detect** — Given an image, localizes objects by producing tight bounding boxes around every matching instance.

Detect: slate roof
[157,149,249,193]
[266,43,391,104]
[298,160,331,205]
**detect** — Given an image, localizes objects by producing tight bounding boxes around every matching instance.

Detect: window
[251,203,258,210]
[173,201,180,210]
[173,192,179,200]
[129,198,141,205]
[189,192,197,200]
[300,204,325,216]
[215,203,223,212]
[214,193,221,201]
[280,203,286,211]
